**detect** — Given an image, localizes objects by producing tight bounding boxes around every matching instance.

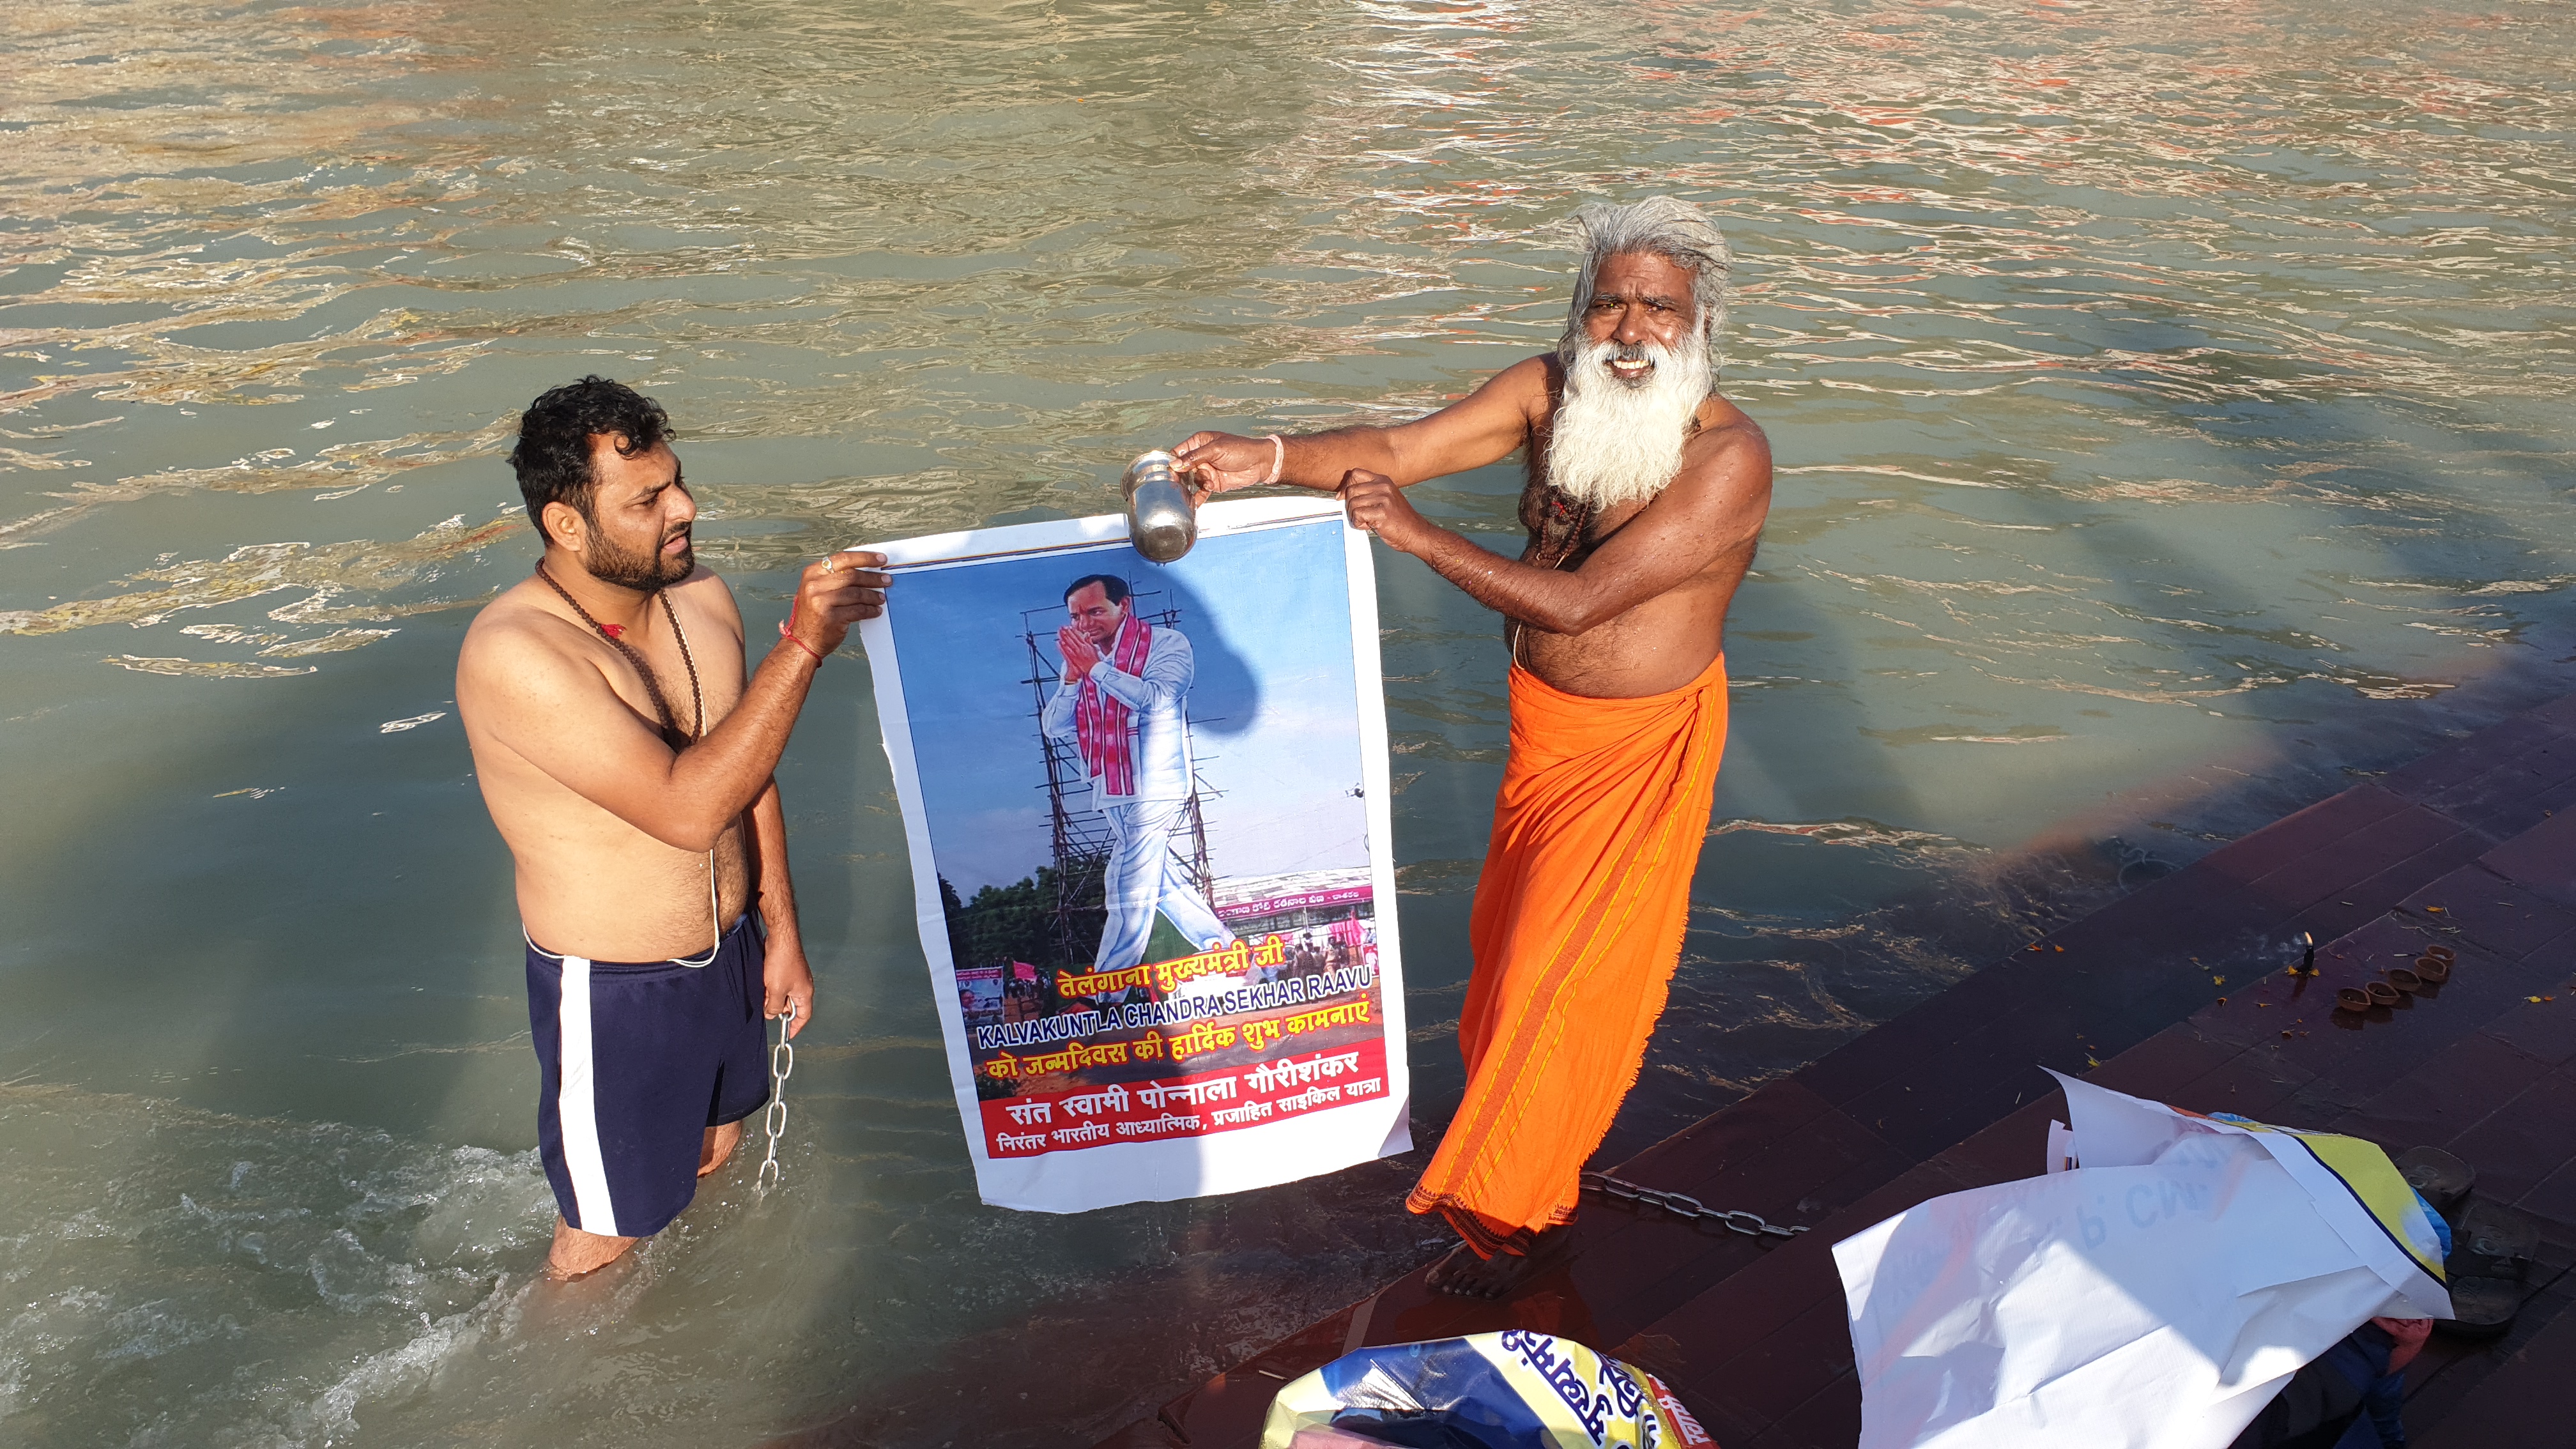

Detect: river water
[3,0,2570,1443]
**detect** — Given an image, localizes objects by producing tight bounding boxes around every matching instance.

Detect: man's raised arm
[1344,427,1771,635]
[461,555,885,852]
[1174,356,1549,494]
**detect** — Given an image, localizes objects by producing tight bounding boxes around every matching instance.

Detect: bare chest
[1514,466,1650,573]
[595,611,743,744]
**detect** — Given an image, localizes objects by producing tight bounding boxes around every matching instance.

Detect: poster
[859,497,1413,1213]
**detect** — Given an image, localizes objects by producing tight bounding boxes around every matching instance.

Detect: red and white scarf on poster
[1073,611,1153,797]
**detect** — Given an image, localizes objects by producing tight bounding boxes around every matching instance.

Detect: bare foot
[1425,1227,1572,1300]
[698,1119,743,1177]
[546,1216,640,1280]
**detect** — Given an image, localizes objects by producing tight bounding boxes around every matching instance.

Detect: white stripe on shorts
[556,956,620,1237]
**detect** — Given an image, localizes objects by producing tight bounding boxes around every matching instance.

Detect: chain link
[756,1001,796,1191]
[1580,1170,1807,1240]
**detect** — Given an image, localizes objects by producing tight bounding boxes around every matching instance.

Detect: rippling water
[4,0,2572,1443]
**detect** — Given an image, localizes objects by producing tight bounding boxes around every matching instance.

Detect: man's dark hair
[510,376,671,533]
[1063,574,1130,606]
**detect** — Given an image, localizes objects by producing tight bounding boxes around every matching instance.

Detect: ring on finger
[823,555,836,574]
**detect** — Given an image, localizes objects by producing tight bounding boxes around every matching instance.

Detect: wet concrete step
[1614,900,2576,1446]
[1099,687,2576,1449]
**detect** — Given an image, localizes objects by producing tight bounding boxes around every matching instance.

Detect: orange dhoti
[1407,653,1729,1256]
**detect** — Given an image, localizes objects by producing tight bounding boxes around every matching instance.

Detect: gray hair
[1561,196,1732,371]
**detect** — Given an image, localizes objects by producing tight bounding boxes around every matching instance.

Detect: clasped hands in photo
[1171,430,1431,553]
[1057,621,1104,678]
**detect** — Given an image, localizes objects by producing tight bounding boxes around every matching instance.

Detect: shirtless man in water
[457,376,887,1278]
[1177,197,1772,1297]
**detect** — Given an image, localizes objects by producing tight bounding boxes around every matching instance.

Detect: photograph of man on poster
[1039,574,1241,972]
[862,509,1412,1211]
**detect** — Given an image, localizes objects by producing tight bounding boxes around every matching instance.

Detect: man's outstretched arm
[1174,356,1549,493]
[459,555,887,852]
[1341,428,1772,634]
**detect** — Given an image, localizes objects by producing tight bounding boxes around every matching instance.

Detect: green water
[3,0,2571,1443]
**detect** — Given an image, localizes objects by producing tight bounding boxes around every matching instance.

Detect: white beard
[1544,335,1712,510]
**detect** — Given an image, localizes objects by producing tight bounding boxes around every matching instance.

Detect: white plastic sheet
[1835,1071,2450,1449]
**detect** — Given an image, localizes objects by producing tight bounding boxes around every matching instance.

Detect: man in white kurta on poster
[1039,574,1240,970]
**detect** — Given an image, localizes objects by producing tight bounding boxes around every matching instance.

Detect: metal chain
[1580,1170,1808,1240]
[756,1001,796,1191]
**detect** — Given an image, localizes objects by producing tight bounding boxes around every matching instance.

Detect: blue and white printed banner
[859,498,1411,1213]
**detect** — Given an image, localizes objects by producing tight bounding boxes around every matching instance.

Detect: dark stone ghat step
[1098,691,2576,1449]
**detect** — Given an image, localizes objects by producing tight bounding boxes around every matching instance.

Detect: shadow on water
[0,602,556,1444]
[6,0,2576,1443]
[0,622,516,1137]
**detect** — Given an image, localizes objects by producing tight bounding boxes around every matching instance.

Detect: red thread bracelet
[779,598,825,665]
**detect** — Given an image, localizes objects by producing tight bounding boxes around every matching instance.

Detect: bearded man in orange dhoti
[1177,197,1772,1296]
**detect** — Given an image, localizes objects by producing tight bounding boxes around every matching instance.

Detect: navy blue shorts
[525,914,770,1239]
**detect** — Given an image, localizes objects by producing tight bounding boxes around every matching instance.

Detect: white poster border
[857,496,1413,1213]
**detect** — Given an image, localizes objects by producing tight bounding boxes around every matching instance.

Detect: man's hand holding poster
[859,498,1411,1213]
